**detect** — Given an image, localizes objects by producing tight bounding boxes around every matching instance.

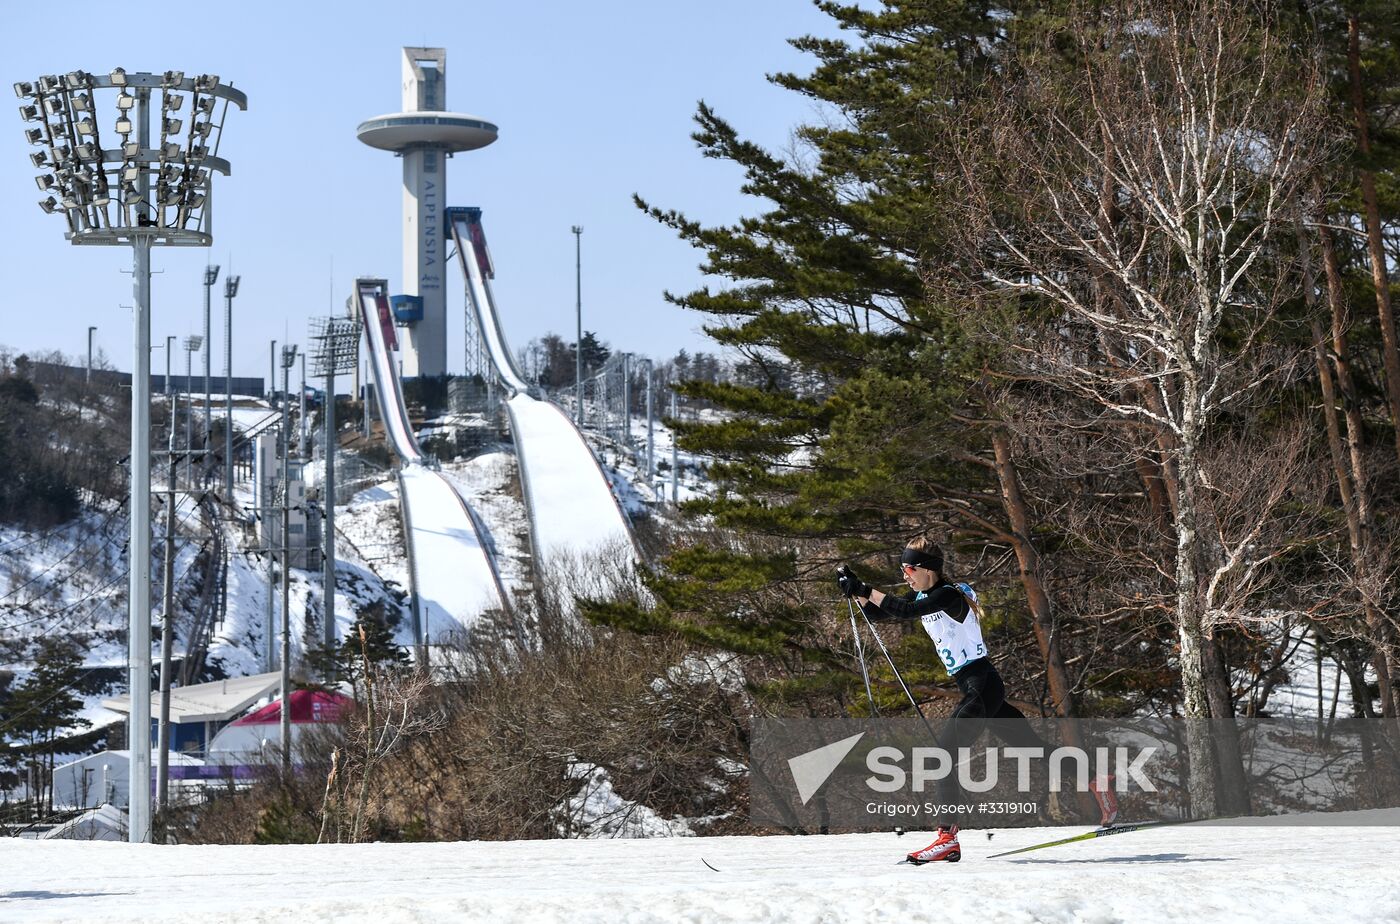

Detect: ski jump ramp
[447,208,637,571]
[356,279,510,641]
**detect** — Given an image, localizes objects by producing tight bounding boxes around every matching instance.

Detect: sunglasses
[900,563,923,573]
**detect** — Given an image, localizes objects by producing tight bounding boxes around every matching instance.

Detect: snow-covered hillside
[4,813,1399,922]
[1,406,682,754]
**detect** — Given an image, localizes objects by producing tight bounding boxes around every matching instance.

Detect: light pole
[87,325,97,385]
[183,336,202,490]
[15,68,245,844]
[362,359,371,437]
[622,353,631,447]
[162,336,174,401]
[202,264,219,452]
[264,338,278,676]
[279,344,297,771]
[299,353,307,457]
[223,274,240,498]
[309,318,358,680]
[572,225,583,424]
[644,359,654,479]
[156,361,179,819]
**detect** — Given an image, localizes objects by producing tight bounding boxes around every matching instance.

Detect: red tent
[208,689,354,762]
[229,689,351,727]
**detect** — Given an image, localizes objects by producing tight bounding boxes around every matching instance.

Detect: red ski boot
[1089,775,1119,827]
[905,825,961,864]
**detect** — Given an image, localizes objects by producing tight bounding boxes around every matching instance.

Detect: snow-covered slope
[507,394,636,566]
[4,814,1399,922]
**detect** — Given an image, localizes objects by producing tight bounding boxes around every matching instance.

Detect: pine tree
[307,603,410,701]
[586,2,1052,717]
[577,331,610,377]
[1299,0,1400,724]
[587,5,1379,788]
[4,638,92,811]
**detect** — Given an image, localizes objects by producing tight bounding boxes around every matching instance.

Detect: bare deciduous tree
[953,0,1330,815]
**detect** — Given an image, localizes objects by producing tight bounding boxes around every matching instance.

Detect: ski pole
[846,597,877,713]
[854,599,941,744]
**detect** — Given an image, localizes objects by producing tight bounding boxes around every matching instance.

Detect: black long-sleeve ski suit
[862,582,1042,821]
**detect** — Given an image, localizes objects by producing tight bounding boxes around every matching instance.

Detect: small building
[207,689,351,763]
[101,671,282,758]
[254,434,321,569]
[50,749,205,810]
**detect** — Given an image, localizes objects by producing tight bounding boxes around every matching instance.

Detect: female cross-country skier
[837,537,1055,865]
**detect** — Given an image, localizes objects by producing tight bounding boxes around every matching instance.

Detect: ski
[987,820,1193,859]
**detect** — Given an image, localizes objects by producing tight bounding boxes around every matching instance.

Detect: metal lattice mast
[299,353,307,456]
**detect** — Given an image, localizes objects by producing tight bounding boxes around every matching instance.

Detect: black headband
[900,548,942,572]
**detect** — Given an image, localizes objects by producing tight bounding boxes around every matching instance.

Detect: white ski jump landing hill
[6,817,1399,922]
[357,280,510,636]
[448,208,637,569]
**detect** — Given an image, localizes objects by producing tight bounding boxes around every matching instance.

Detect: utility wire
[0,499,129,604]
[0,544,214,736]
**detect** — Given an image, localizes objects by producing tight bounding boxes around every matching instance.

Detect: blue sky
[1,0,846,384]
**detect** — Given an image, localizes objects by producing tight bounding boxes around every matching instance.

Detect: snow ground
[609,408,712,507]
[4,817,1399,923]
[1260,634,1362,720]
[338,480,411,593]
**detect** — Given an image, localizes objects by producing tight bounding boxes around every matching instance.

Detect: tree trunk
[1133,455,1174,533]
[1203,634,1251,814]
[991,431,1076,718]
[1348,15,1400,469]
[1311,318,1360,544]
[1299,213,1362,550]
[1175,390,1219,819]
[1337,644,1378,766]
[1313,214,1398,723]
[1317,218,1373,533]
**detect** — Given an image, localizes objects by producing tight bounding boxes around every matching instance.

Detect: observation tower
[357,48,497,378]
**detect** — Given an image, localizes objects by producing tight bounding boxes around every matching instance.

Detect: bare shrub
[176,544,751,844]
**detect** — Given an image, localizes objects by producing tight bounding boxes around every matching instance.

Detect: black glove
[836,565,872,599]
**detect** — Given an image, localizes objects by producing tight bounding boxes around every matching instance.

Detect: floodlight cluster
[309,316,360,376]
[15,68,232,240]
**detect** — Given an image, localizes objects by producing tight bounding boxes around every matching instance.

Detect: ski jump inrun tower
[357,47,497,378]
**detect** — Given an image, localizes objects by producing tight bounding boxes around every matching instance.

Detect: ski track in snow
[3,822,1399,923]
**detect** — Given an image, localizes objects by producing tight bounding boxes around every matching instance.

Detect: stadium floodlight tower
[14,68,246,845]
[309,316,359,679]
[356,48,497,379]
